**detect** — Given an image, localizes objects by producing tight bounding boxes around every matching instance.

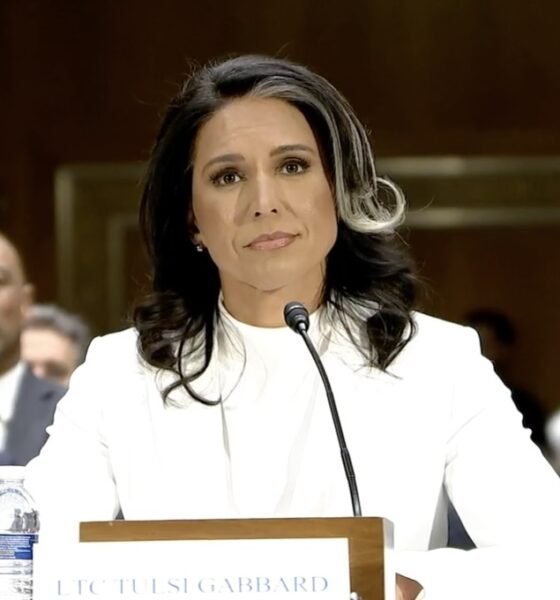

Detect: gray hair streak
[249,79,405,234]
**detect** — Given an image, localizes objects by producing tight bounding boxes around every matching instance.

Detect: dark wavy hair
[133,54,416,403]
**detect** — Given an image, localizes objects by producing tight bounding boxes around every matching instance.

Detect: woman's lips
[248,232,298,250]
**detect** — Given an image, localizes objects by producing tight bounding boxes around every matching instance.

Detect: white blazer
[25,312,560,600]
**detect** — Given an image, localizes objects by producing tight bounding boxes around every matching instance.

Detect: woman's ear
[187,209,206,250]
[186,205,196,230]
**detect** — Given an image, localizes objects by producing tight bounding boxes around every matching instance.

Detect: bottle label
[0,534,38,560]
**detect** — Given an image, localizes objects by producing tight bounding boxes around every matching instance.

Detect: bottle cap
[0,465,26,481]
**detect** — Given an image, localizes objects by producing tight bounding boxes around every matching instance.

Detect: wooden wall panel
[409,227,560,413]
[55,164,146,332]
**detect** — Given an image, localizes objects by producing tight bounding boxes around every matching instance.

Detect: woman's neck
[221,284,324,328]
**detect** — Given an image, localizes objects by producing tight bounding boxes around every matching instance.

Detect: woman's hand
[396,573,423,600]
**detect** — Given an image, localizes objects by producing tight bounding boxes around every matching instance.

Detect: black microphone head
[283,301,310,333]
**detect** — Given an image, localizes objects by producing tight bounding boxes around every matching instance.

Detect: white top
[25,308,560,599]
[0,361,25,450]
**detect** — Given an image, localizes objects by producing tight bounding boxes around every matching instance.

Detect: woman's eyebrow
[270,144,315,156]
[202,144,316,174]
[202,153,245,174]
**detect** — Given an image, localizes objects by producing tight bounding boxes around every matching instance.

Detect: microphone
[284,301,362,517]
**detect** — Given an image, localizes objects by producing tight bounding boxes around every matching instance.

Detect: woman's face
[191,96,337,297]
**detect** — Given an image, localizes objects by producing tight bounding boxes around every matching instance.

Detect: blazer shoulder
[389,312,482,376]
[410,311,480,351]
[85,328,141,369]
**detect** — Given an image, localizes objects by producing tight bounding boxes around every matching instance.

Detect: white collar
[0,361,26,418]
[0,362,26,450]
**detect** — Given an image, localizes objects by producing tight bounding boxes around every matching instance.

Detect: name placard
[33,537,350,599]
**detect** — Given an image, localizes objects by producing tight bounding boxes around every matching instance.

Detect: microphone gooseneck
[283,301,362,517]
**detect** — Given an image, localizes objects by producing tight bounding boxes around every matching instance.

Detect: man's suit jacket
[0,368,65,466]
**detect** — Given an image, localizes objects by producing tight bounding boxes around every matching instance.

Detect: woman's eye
[211,170,242,186]
[281,160,309,175]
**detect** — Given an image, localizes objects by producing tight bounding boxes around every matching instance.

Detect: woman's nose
[248,175,281,218]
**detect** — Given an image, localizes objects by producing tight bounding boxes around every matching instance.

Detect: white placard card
[34,537,350,600]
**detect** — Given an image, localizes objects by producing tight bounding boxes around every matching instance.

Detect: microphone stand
[284,302,362,517]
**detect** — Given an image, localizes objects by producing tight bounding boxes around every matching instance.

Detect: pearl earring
[195,243,204,253]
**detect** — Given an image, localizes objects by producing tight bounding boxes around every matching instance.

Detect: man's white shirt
[0,361,25,450]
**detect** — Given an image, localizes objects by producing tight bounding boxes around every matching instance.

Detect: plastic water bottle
[0,466,39,600]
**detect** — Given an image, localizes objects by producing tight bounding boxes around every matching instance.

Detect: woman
[26,55,560,599]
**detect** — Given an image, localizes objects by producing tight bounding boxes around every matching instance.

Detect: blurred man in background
[0,233,65,465]
[21,304,91,386]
